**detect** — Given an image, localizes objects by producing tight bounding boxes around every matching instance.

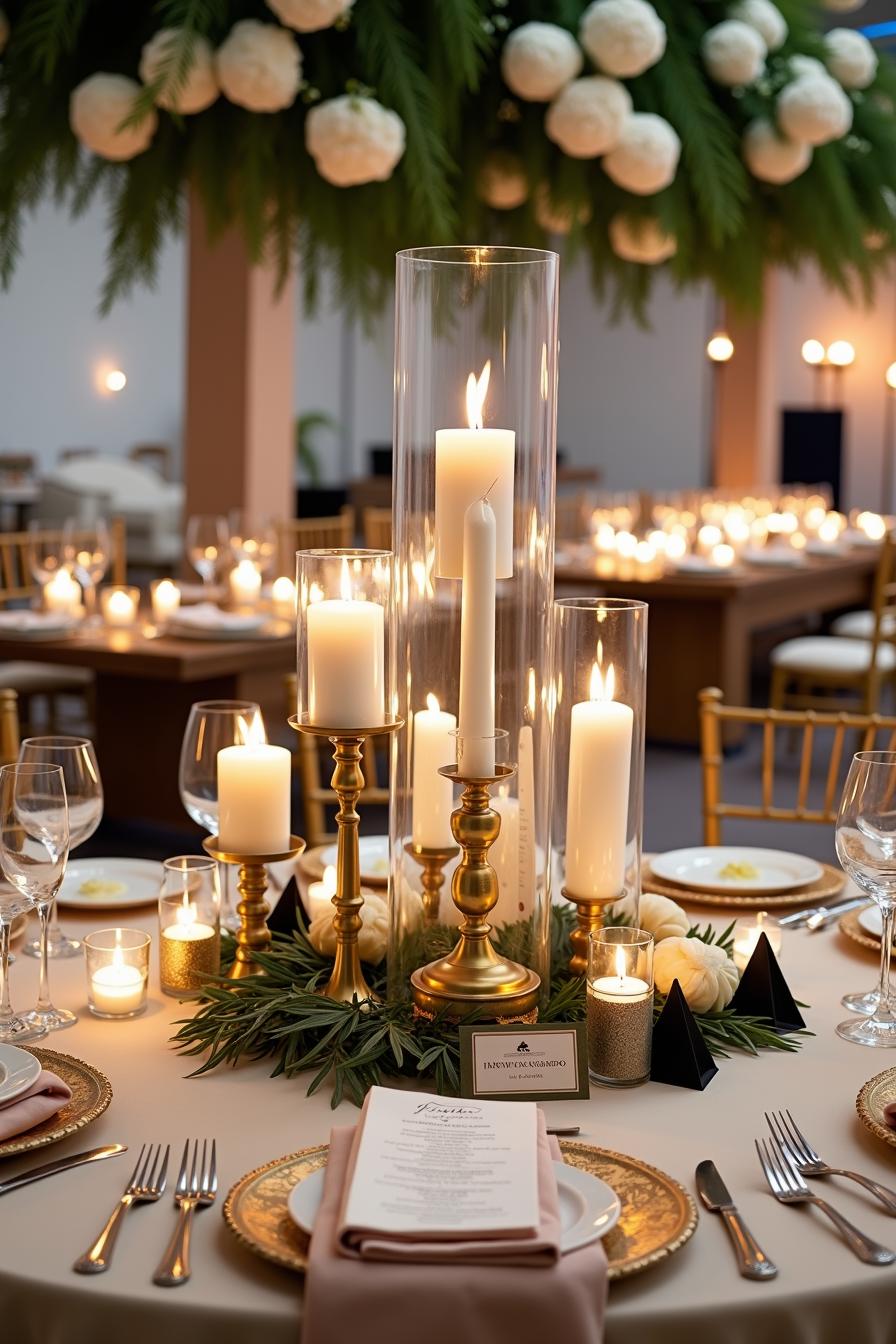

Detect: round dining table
[2,871,896,1344]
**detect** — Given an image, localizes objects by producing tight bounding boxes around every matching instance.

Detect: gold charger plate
[839,906,894,959]
[856,1068,896,1150]
[642,860,845,910]
[0,1048,112,1159]
[223,1139,697,1282]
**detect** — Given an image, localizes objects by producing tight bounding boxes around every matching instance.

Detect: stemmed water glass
[18,737,103,960]
[179,700,265,933]
[0,763,71,1034]
[26,520,68,586]
[228,512,277,576]
[0,883,43,1044]
[64,519,111,622]
[186,514,228,588]
[835,750,896,1046]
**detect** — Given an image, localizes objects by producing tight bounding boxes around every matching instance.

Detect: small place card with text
[459,1023,589,1101]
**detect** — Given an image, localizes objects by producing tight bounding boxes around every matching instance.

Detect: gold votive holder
[158,856,221,997]
[203,835,306,979]
[404,842,459,925]
[84,928,150,1019]
[586,927,654,1088]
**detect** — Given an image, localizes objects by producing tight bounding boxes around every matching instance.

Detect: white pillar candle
[458,497,496,777]
[230,560,262,606]
[43,570,81,615]
[490,789,520,925]
[306,865,337,922]
[271,575,297,620]
[102,588,138,628]
[565,664,633,898]
[411,694,457,848]
[91,955,145,1016]
[217,742,291,854]
[434,362,515,578]
[151,578,181,623]
[306,560,384,728]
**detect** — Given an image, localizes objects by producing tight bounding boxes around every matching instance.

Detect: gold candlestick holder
[290,716,403,1004]
[410,763,541,1020]
[404,842,460,925]
[202,835,306,980]
[562,887,620,978]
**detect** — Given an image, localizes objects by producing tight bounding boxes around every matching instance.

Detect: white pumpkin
[636,891,691,942]
[308,891,389,965]
[654,936,739,1012]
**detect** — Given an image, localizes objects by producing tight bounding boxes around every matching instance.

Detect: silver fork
[153,1139,217,1287]
[73,1143,169,1274]
[767,1110,896,1215]
[755,1135,895,1265]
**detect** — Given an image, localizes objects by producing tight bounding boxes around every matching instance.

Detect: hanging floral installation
[0,0,893,315]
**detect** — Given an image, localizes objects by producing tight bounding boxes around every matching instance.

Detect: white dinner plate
[0,1044,41,1105]
[56,858,163,910]
[858,906,896,942]
[670,555,739,576]
[0,611,78,640]
[319,836,390,887]
[287,1161,621,1255]
[650,846,823,895]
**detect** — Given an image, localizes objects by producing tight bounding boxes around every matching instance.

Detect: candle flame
[340,557,352,602]
[527,667,536,721]
[323,865,337,896]
[465,360,491,431]
[589,662,615,702]
[113,927,123,971]
[615,944,626,982]
[176,891,197,927]
[426,692,441,714]
[237,712,267,748]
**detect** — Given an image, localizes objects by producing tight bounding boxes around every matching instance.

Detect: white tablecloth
[1,883,896,1344]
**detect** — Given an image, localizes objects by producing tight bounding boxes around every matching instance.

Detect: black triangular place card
[729,931,805,1033]
[268,876,301,936]
[651,979,718,1090]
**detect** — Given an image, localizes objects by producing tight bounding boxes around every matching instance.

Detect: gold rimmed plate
[856,1068,896,1150]
[839,906,895,959]
[642,860,845,910]
[223,1139,697,1282]
[0,1048,112,1159]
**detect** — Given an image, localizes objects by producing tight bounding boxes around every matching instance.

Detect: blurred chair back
[555,493,590,542]
[0,452,35,477]
[0,690,20,765]
[58,447,98,464]
[0,519,126,605]
[277,508,355,574]
[362,508,392,550]
[130,442,173,481]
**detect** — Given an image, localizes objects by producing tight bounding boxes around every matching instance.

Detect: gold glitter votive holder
[587,927,654,1088]
[158,856,221,997]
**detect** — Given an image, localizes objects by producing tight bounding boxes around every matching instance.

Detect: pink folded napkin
[303,1122,607,1344]
[0,1070,72,1141]
[883,1101,896,1129]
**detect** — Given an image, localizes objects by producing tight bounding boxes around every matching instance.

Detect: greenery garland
[0,2,894,318]
[172,905,807,1107]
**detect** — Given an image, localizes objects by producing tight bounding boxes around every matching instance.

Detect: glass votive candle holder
[100,585,140,628]
[587,927,654,1087]
[159,856,221,997]
[85,928,150,1019]
[150,578,181,624]
[732,911,782,972]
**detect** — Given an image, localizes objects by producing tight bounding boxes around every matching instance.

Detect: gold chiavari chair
[698,685,896,845]
[362,507,392,550]
[283,673,389,848]
[555,493,590,542]
[0,689,20,765]
[276,508,355,574]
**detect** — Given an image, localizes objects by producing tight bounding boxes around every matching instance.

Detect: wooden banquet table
[0,626,294,825]
[554,550,879,745]
[2,879,896,1344]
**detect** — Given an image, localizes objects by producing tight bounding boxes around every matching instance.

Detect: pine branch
[11,0,89,82]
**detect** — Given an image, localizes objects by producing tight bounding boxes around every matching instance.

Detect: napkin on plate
[165,602,263,634]
[0,611,76,634]
[0,1070,72,1141]
[302,1121,607,1344]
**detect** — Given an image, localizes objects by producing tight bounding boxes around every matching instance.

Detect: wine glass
[0,763,72,1034]
[228,512,277,576]
[0,884,44,1043]
[186,515,228,588]
[179,700,265,932]
[26,520,68,586]
[835,750,896,1046]
[64,519,111,621]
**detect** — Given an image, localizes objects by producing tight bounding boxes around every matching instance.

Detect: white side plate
[0,1044,41,1105]
[56,858,163,910]
[319,836,390,887]
[650,846,823,895]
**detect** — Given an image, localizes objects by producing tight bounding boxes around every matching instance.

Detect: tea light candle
[306,865,337,923]
[271,575,297,620]
[587,943,653,1086]
[101,587,138,628]
[217,740,291,854]
[151,578,181,623]
[160,894,220,994]
[733,911,782,971]
[43,569,81,615]
[411,694,456,848]
[230,560,262,606]
[85,928,150,1019]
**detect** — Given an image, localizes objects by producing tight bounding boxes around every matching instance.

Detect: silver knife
[696,1160,778,1280]
[806,897,869,932]
[0,1144,127,1197]
[779,896,864,929]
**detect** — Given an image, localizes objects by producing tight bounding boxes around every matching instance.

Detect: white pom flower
[308,891,389,965]
[609,214,676,263]
[0,11,9,55]
[635,892,691,941]
[139,29,218,114]
[477,150,529,208]
[602,112,681,195]
[702,20,766,87]
[777,74,853,146]
[730,0,787,52]
[501,22,583,102]
[654,936,739,1013]
[267,0,354,32]
[216,20,301,113]
[825,27,878,90]
[69,74,158,162]
[534,184,592,234]
[743,118,811,183]
[579,0,666,78]
[545,75,631,159]
[789,54,827,81]
[305,95,405,186]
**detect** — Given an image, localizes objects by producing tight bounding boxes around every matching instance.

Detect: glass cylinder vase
[388,246,560,1008]
[551,598,647,976]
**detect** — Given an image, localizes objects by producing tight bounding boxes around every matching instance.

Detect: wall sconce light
[801,339,826,367]
[826,340,855,368]
[104,369,127,393]
[706,332,734,363]
[885,361,896,392]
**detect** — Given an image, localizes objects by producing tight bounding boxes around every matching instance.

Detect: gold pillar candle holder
[290,716,403,1004]
[562,887,622,978]
[202,835,306,980]
[404,842,460,925]
[410,762,541,1020]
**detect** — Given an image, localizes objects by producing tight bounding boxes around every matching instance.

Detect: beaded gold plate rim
[856,1068,896,1150]
[0,1047,113,1158]
[222,1139,698,1282]
[839,906,894,959]
[642,860,845,910]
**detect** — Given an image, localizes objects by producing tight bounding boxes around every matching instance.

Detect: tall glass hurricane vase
[387,246,559,1004]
